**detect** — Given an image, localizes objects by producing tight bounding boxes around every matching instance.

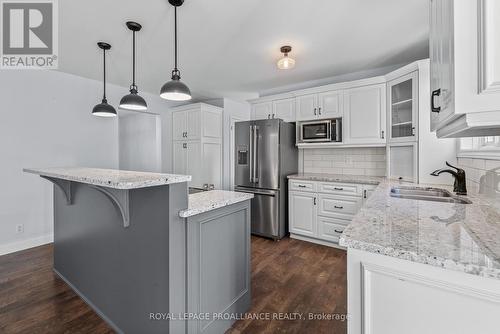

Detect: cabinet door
[172,141,187,174]
[252,102,272,120]
[186,108,201,140]
[289,191,316,237]
[186,141,202,188]
[429,0,442,131]
[388,72,418,143]
[296,94,318,121]
[318,90,343,119]
[388,143,418,183]
[172,111,187,141]
[272,98,296,122]
[202,142,222,188]
[344,84,386,145]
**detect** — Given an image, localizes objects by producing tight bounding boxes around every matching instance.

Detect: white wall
[222,98,251,189]
[119,111,162,173]
[0,70,172,255]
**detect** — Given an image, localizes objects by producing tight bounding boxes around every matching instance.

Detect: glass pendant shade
[93,42,116,117]
[160,2,192,101]
[277,55,296,70]
[277,45,295,70]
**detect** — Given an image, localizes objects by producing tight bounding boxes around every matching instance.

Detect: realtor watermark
[149,312,350,322]
[1,0,58,69]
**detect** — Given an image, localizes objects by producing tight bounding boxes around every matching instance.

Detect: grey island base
[24,167,253,334]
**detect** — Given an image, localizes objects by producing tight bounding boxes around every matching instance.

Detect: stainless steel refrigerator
[234,119,297,240]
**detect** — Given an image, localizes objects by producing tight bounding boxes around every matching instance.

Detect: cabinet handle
[334,229,344,234]
[412,127,415,136]
[334,205,344,209]
[431,88,441,113]
[298,185,307,188]
[183,143,187,149]
[272,113,275,118]
[381,130,385,139]
[334,187,344,191]
[268,114,271,119]
[318,107,321,115]
[364,189,367,199]
[313,197,317,205]
[314,108,317,115]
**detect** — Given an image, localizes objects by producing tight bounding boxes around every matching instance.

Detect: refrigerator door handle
[253,125,259,184]
[249,125,254,183]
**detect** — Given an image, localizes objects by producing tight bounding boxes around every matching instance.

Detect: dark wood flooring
[0,236,347,334]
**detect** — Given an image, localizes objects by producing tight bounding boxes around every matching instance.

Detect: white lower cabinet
[289,191,317,237]
[289,180,376,247]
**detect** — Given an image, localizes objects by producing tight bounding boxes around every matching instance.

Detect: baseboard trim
[290,233,347,250]
[0,234,54,256]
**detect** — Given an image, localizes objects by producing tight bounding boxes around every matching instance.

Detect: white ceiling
[59,0,429,100]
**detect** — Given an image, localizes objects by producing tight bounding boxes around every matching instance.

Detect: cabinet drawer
[289,180,316,192]
[318,194,362,219]
[317,217,349,243]
[318,182,361,196]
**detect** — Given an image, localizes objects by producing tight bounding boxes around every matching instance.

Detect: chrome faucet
[430,161,467,195]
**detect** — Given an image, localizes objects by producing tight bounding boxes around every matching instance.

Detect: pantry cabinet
[171,103,223,189]
[289,179,378,247]
[344,84,387,145]
[429,0,500,137]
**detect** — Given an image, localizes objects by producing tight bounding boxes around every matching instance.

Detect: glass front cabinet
[387,71,418,143]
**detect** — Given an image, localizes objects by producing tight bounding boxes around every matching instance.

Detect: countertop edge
[24,168,192,190]
[179,192,254,218]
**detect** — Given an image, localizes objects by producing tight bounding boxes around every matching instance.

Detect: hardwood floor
[0,237,347,334]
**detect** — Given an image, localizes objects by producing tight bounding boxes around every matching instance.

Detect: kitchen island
[340,179,500,334]
[24,167,253,334]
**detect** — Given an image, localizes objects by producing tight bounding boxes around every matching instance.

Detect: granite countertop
[287,173,383,185]
[179,190,254,218]
[339,179,500,280]
[24,167,192,190]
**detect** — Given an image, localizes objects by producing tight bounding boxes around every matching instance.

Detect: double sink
[390,186,472,204]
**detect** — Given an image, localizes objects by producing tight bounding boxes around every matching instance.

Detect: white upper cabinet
[296,94,318,121]
[296,90,342,121]
[172,108,201,141]
[344,84,387,145]
[318,91,343,119]
[430,0,500,137]
[387,71,418,143]
[252,102,273,120]
[272,98,296,122]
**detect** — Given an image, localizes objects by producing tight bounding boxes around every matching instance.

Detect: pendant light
[160,0,192,101]
[277,45,295,70]
[92,42,117,117]
[120,21,148,111]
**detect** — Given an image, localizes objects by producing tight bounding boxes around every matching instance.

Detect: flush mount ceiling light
[120,21,148,111]
[92,42,117,117]
[160,0,192,101]
[277,45,295,70]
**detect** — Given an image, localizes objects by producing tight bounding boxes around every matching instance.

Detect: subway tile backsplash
[301,147,387,176]
[457,157,500,197]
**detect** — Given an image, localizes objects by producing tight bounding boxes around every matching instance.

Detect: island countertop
[24,167,192,189]
[179,190,254,218]
[339,179,500,280]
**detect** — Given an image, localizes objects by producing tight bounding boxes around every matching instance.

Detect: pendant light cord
[103,49,107,100]
[132,31,136,88]
[174,6,178,72]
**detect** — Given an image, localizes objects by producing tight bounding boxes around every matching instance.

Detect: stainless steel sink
[390,186,472,204]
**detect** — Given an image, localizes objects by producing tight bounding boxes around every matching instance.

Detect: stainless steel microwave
[296,118,342,143]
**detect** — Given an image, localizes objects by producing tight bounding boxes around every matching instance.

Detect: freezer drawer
[235,187,280,239]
